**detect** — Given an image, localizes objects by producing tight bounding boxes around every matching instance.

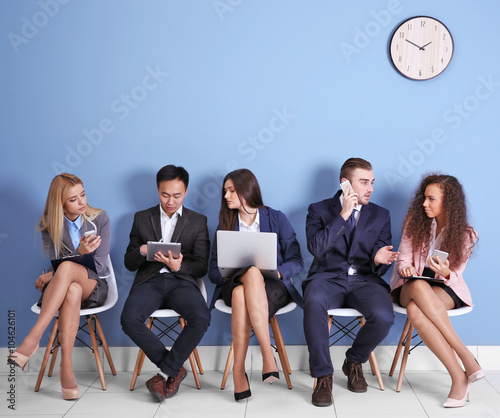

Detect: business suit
[208,206,304,310]
[121,204,211,378]
[304,191,395,377]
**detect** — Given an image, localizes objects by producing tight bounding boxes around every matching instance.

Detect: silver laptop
[217,230,278,279]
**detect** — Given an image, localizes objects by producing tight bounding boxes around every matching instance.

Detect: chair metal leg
[94,314,116,375]
[396,322,414,392]
[35,318,58,392]
[270,316,292,389]
[220,342,234,390]
[87,316,106,390]
[389,318,411,377]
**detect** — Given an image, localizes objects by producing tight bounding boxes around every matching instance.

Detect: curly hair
[402,173,475,270]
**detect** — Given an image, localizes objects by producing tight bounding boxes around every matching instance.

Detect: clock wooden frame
[390,16,454,81]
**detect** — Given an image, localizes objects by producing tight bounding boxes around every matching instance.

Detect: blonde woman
[8,174,110,400]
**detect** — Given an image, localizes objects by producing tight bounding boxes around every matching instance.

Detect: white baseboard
[3,345,499,374]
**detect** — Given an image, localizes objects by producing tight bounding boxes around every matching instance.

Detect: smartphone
[431,249,449,263]
[340,179,355,196]
[84,230,97,241]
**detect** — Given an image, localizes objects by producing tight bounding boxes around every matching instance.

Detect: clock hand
[421,41,432,50]
[405,39,424,50]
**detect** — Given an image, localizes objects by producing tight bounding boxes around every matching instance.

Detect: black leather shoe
[262,370,279,384]
[262,357,279,383]
[234,373,251,402]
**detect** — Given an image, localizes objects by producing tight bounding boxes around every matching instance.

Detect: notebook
[51,253,97,273]
[216,230,278,280]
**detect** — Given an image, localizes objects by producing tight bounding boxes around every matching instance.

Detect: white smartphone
[431,249,449,263]
[84,230,97,241]
[340,179,355,196]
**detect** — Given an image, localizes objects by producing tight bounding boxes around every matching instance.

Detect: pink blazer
[390,227,477,307]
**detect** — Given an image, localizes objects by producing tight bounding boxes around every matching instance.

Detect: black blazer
[124,205,210,289]
[305,190,392,289]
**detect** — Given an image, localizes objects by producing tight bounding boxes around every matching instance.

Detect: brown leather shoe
[312,374,333,407]
[145,374,168,402]
[342,359,367,393]
[165,366,188,398]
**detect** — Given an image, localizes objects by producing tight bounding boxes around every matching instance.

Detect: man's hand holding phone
[340,179,358,221]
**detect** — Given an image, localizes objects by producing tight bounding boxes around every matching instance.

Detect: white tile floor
[2,368,500,417]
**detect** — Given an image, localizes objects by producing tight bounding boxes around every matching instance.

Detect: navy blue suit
[304,191,395,377]
[209,206,304,309]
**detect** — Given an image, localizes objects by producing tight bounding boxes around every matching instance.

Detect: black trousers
[121,273,211,377]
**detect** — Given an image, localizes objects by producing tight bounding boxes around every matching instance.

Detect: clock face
[390,16,454,81]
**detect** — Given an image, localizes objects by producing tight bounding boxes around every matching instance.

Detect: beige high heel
[468,358,485,383]
[7,343,39,370]
[443,380,470,408]
[61,386,79,400]
[60,371,79,400]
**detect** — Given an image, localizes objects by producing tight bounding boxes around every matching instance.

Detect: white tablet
[146,241,181,262]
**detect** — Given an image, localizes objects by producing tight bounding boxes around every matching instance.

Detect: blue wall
[1,0,498,348]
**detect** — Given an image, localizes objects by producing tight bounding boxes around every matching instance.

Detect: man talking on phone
[121,165,210,402]
[303,158,398,406]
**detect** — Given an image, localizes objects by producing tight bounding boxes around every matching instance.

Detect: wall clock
[390,16,454,81]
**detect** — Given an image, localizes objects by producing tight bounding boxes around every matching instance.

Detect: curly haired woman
[390,173,482,408]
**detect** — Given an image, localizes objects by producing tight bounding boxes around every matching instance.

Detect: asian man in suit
[121,165,211,402]
[304,158,398,407]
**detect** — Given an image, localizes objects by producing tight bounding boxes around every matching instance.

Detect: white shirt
[159,204,182,273]
[238,210,260,232]
[425,218,444,267]
[340,194,362,275]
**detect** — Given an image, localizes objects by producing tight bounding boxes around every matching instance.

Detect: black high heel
[234,373,251,402]
[262,358,280,384]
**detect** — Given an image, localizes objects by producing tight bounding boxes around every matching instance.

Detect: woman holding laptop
[390,173,481,408]
[209,169,303,402]
[8,174,110,400]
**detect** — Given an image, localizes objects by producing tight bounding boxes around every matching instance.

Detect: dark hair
[218,169,264,230]
[156,165,189,189]
[339,157,372,182]
[402,173,475,269]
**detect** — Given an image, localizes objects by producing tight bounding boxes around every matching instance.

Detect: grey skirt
[37,266,108,309]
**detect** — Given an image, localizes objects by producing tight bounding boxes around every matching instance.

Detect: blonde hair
[37,173,102,257]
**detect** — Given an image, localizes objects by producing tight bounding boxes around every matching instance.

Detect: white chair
[389,303,473,392]
[129,277,206,391]
[32,255,118,391]
[316,308,384,390]
[215,299,296,390]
